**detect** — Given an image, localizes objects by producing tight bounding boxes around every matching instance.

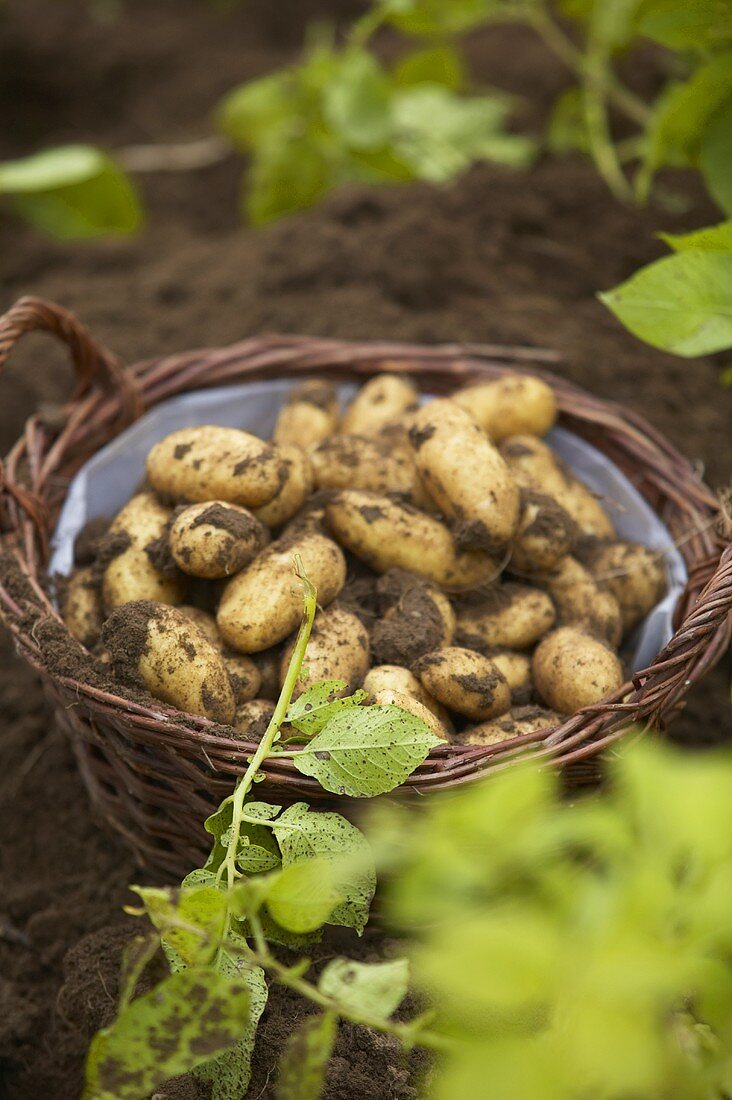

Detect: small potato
[281,489,337,540]
[452,376,557,441]
[325,490,500,591]
[459,705,560,746]
[217,532,346,653]
[177,604,262,703]
[409,400,520,552]
[457,583,556,650]
[146,426,285,508]
[586,541,666,631]
[252,648,282,702]
[371,569,455,665]
[413,647,511,722]
[169,501,269,579]
[533,627,624,715]
[103,492,186,611]
[541,556,622,647]
[103,601,235,723]
[310,434,429,507]
[233,699,276,739]
[272,380,339,450]
[489,650,532,703]
[500,436,614,540]
[62,566,104,647]
[341,373,418,436]
[363,665,452,730]
[253,445,314,528]
[511,491,576,574]
[370,688,449,742]
[280,607,370,698]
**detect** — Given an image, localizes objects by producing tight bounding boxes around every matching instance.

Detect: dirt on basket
[0,1,730,1099]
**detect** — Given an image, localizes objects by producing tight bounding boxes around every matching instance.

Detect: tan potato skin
[409,400,520,553]
[63,566,104,647]
[217,532,346,653]
[253,446,314,528]
[452,376,557,441]
[541,556,622,647]
[146,426,285,507]
[500,436,614,540]
[177,605,262,704]
[341,374,418,436]
[489,650,532,702]
[325,490,500,591]
[413,646,511,721]
[252,648,282,701]
[587,541,666,631]
[532,627,623,715]
[363,665,453,730]
[511,491,576,574]
[233,699,276,739]
[103,493,185,610]
[457,583,556,650]
[169,501,269,579]
[370,688,449,742]
[273,380,340,450]
[310,434,429,507]
[280,607,370,698]
[459,705,561,746]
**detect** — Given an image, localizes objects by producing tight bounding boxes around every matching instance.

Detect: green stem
[581,61,634,201]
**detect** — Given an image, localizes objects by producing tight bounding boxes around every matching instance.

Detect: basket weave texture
[0,296,729,877]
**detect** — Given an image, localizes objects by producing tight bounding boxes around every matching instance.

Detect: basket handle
[0,296,142,422]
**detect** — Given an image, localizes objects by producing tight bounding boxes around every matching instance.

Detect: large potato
[341,374,418,436]
[532,626,623,715]
[500,436,614,540]
[103,492,185,611]
[177,606,262,704]
[273,380,339,450]
[103,601,235,723]
[541,555,622,647]
[413,646,511,721]
[370,688,449,742]
[146,426,285,508]
[280,607,370,697]
[452,375,557,441]
[217,532,346,652]
[586,541,666,631]
[457,583,555,650]
[62,566,104,647]
[511,491,576,574]
[371,569,455,665]
[325,490,500,591]
[459,705,560,746]
[253,445,314,528]
[409,400,520,552]
[310,434,430,507]
[363,665,453,730]
[169,501,269,579]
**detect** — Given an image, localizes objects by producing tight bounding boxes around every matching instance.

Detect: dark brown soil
[0,2,730,1099]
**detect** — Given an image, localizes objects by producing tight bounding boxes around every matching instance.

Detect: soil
[0,2,730,1099]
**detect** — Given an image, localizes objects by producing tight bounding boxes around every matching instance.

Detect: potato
[532,626,624,715]
[457,583,555,650]
[233,699,276,739]
[146,426,285,508]
[586,541,666,631]
[500,436,614,540]
[511,491,576,574]
[413,647,511,721]
[103,492,185,611]
[452,376,557,441]
[280,607,370,698]
[272,380,339,450]
[489,650,532,703]
[169,501,269,579]
[62,566,104,647]
[370,688,449,742]
[459,705,560,746]
[409,399,520,552]
[325,490,500,591]
[363,665,453,731]
[281,489,337,540]
[253,445,314,528]
[252,648,282,701]
[310,434,429,507]
[371,569,455,665]
[217,532,346,653]
[540,555,622,647]
[341,374,418,436]
[103,600,235,723]
[177,604,263,704]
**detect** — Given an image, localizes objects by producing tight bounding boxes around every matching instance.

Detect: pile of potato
[62,373,666,747]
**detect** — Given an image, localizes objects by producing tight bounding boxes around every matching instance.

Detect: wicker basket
[0,296,729,878]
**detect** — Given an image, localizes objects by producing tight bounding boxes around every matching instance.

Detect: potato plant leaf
[286,680,368,735]
[266,858,342,933]
[658,220,732,252]
[393,45,465,91]
[216,72,297,151]
[381,0,502,36]
[133,885,228,969]
[194,964,268,1100]
[635,0,732,50]
[318,957,409,1019]
[273,803,376,933]
[292,704,441,796]
[699,100,732,216]
[323,50,393,151]
[274,1012,337,1100]
[83,969,251,1100]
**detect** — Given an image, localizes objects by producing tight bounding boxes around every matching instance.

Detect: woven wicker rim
[0,296,729,871]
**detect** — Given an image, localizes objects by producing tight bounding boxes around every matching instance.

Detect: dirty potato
[511,490,576,574]
[489,649,532,703]
[586,541,666,631]
[233,699,276,739]
[459,705,560,746]
[341,373,419,436]
[169,501,269,579]
[370,569,455,665]
[280,606,370,697]
[413,646,511,721]
[363,665,453,730]
[457,583,556,650]
[273,380,340,450]
[540,555,622,647]
[177,604,262,703]
[103,492,186,611]
[310,434,429,507]
[532,626,624,715]
[62,566,104,647]
[253,445,314,528]
[452,375,557,441]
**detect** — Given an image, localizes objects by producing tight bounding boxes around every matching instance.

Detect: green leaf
[382,0,499,35]
[194,964,268,1100]
[236,839,281,873]
[134,885,227,969]
[275,1012,336,1100]
[83,968,251,1100]
[243,801,282,821]
[599,251,732,356]
[273,803,376,933]
[0,145,107,190]
[635,0,732,50]
[318,957,409,1020]
[323,50,393,151]
[292,703,441,797]
[659,219,732,252]
[204,801,235,872]
[245,136,332,225]
[700,99,732,215]
[286,681,368,736]
[393,45,465,91]
[546,87,591,155]
[216,72,297,151]
[266,858,342,933]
